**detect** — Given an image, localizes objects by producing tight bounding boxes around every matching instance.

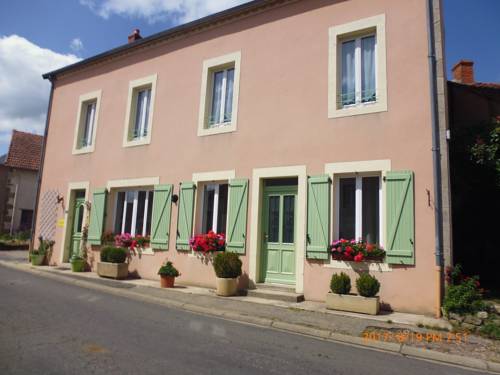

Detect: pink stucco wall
[37,0,438,314]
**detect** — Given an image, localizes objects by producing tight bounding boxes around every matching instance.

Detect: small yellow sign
[57,219,65,228]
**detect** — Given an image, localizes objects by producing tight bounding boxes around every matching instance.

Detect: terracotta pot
[160,275,175,288]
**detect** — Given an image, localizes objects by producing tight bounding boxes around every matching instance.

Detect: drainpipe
[426,0,445,318]
[30,75,56,253]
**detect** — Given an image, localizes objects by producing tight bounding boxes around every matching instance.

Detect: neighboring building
[0,130,43,234]
[37,0,450,315]
[448,60,500,293]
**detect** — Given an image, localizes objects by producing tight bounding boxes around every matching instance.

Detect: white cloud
[80,0,249,24]
[0,35,80,151]
[70,37,84,52]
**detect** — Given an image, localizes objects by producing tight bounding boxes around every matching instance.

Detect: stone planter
[97,262,128,279]
[160,275,175,288]
[216,277,238,297]
[30,254,45,266]
[326,292,379,315]
[70,259,86,272]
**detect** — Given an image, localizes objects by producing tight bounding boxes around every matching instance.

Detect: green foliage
[14,231,31,241]
[330,272,351,294]
[479,320,500,340]
[356,273,380,297]
[158,261,180,277]
[100,246,127,263]
[32,236,55,255]
[443,277,486,315]
[470,119,500,186]
[212,252,242,278]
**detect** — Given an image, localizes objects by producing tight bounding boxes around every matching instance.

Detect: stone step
[246,284,304,303]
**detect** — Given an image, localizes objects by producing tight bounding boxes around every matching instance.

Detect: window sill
[72,146,95,155]
[329,100,387,119]
[198,122,236,137]
[324,260,392,272]
[123,137,151,148]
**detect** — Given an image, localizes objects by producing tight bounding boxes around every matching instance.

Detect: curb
[1,260,498,374]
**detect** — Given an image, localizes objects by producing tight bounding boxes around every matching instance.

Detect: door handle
[263,233,268,241]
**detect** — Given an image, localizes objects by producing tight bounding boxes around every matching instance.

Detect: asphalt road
[0,265,487,375]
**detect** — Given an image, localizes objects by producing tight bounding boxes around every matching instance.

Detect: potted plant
[30,236,54,266]
[326,272,380,315]
[212,252,242,296]
[158,261,180,288]
[329,239,385,262]
[189,231,225,255]
[97,246,129,279]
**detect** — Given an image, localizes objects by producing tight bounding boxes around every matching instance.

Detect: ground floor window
[114,190,153,236]
[335,175,381,244]
[19,209,33,231]
[201,183,228,234]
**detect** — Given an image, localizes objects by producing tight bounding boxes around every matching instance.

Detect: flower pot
[97,262,129,279]
[216,277,238,297]
[70,259,86,272]
[30,254,45,266]
[326,292,380,315]
[160,275,175,288]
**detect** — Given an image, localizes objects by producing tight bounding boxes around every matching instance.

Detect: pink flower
[354,253,364,262]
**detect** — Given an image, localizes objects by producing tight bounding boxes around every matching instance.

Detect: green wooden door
[70,194,86,259]
[261,185,297,285]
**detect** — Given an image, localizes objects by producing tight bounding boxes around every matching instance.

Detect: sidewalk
[0,252,499,374]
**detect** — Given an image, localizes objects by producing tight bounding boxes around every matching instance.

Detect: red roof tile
[4,130,43,171]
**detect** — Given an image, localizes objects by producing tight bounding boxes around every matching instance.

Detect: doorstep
[246,283,305,303]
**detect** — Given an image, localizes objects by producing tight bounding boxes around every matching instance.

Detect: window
[198,52,241,136]
[209,67,235,126]
[201,183,228,234]
[123,74,157,147]
[340,35,376,107]
[335,175,381,244]
[19,209,33,231]
[114,190,154,236]
[73,90,101,154]
[328,14,387,118]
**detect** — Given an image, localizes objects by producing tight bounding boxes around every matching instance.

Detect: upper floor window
[72,90,101,154]
[198,52,241,136]
[341,35,376,107]
[328,14,387,118]
[123,74,157,147]
[209,67,235,127]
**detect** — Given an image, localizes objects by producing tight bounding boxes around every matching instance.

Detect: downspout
[426,0,445,318]
[30,75,56,253]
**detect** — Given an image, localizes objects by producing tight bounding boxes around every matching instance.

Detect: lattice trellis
[39,190,59,241]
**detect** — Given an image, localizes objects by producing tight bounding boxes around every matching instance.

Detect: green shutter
[226,179,248,254]
[306,175,331,260]
[385,171,415,265]
[150,184,173,250]
[88,188,107,245]
[176,182,195,251]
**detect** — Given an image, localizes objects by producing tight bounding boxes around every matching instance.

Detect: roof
[43,0,297,80]
[4,130,43,171]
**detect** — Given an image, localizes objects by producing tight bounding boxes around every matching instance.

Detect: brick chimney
[128,29,142,44]
[452,60,474,84]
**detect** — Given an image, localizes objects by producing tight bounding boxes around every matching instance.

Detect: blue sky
[0,0,499,155]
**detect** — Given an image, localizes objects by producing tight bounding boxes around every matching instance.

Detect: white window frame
[333,173,382,244]
[72,90,101,155]
[339,33,377,108]
[123,74,157,147]
[328,14,387,118]
[208,68,235,127]
[198,52,241,136]
[114,189,153,237]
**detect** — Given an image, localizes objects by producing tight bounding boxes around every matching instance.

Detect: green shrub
[212,252,242,278]
[158,261,180,277]
[330,272,351,294]
[442,278,485,315]
[356,273,380,297]
[100,246,127,263]
[479,320,500,340]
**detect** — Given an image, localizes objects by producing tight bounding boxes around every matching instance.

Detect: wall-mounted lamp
[172,194,179,204]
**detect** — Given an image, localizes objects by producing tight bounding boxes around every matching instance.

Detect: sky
[0,0,499,155]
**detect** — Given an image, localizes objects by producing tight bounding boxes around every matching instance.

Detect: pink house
[36,0,452,315]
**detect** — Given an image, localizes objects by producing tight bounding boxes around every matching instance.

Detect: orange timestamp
[362,330,468,344]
